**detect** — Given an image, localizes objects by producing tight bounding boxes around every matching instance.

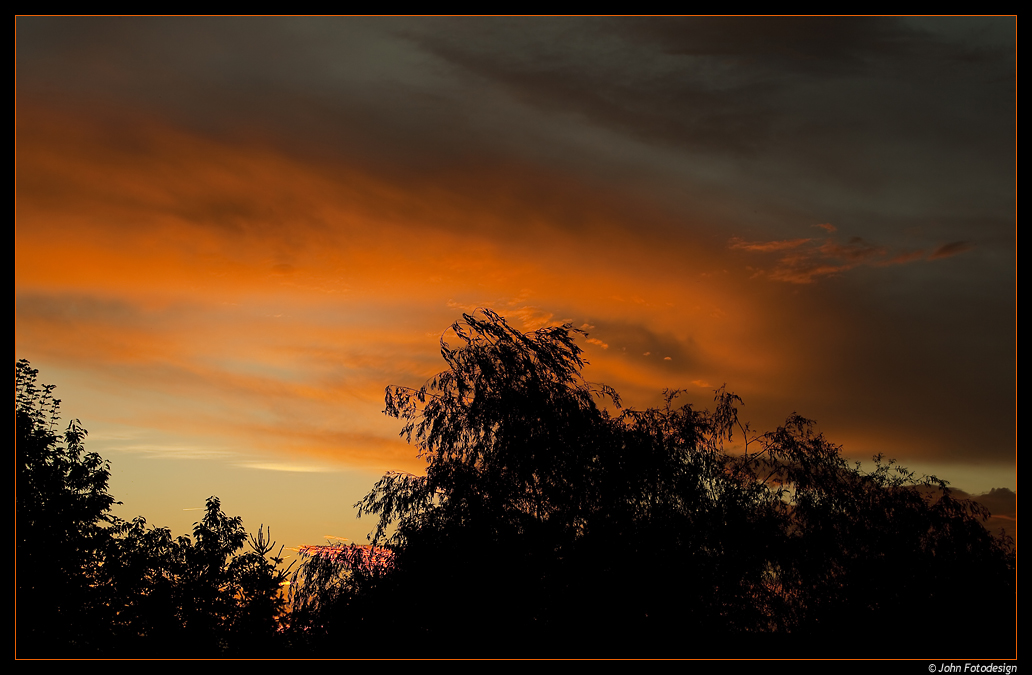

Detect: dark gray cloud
[17,17,1014,250]
[403,18,1012,169]
[929,241,976,260]
[582,318,704,371]
[388,17,1015,267]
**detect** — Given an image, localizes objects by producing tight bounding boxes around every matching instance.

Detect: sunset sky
[16,17,1015,554]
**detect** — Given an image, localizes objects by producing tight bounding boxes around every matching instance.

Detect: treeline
[284,311,1016,658]
[16,360,287,658]
[16,311,1016,658]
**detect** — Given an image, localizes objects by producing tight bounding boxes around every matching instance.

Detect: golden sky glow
[16,17,1014,551]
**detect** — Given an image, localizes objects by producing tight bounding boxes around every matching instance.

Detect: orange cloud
[729,237,812,252]
[17,107,768,470]
[884,249,928,265]
[729,230,975,284]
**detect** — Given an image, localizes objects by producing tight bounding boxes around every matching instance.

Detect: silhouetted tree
[751,416,1015,654]
[99,500,288,657]
[100,514,195,654]
[330,310,1013,658]
[16,359,119,655]
[282,542,394,652]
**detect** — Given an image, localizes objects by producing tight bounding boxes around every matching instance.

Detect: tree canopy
[320,310,1014,657]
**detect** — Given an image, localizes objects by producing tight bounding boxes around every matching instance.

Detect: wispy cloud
[929,241,975,260]
[729,237,812,253]
[731,230,976,284]
[239,461,334,473]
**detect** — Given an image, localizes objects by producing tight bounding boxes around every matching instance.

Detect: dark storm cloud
[795,260,1014,465]
[389,16,1014,265]
[402,18,777,156]
[17,17,1014,251]
[17,18,464,173]
[623,16,1007,75]
[18,17,1014,162]
[404,17,1012,162]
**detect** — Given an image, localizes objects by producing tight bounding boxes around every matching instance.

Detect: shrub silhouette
[292,310,1014,657]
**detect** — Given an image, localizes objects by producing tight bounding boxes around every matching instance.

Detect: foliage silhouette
[16,360,288,657]
[16,359,120,655]
[292,310,1014,657]
[282,541,395,651]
